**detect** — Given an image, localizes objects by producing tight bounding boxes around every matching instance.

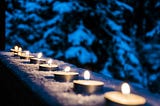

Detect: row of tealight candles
[10,45,146,106]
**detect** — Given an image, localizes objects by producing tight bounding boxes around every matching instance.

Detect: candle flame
[25,51,30,56]
[48,59,52,65]
[121,82,130,94]
[84,70,90,80]
[64,66,70,72]
[18,47,22,52]
[37,52,42,58]
[14,46,18,51]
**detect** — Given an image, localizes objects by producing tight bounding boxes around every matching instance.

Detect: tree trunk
[0,0,5,50]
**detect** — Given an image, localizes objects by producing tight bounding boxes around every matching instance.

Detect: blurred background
[4,0,160,94]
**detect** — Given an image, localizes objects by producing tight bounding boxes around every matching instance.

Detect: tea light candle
[30,52,46,64]
[53,66,79,82]
[39,59,58,71]
[104,82,146,106]
[20,51,34,60]
[16,47,22,56]
[10,45,19,53]
[73,70,104,94]
[10,46,22,56]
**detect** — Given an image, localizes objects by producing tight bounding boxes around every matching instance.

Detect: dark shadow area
[21,61,31,64]
[0,62,49,106]
[44,76,54,79]
[0,0,5,50]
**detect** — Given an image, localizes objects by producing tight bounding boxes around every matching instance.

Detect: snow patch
[65,46,97,64]
[107,19,122,31]
[146,21,160,37]
[68,24,95,46]
[115,0,134,12]
[25,2,41,12]
[100,58,112,78]
[149,74,157,81]
[28,13,43,22]
[128,53,139,64]
[18,24,32,31]
[53,1,75,14]
[114,36,131,51]
[155,1,160,8]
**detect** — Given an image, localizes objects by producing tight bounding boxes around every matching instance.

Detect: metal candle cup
[39,59,58,71]
[104,83,146,106]
[30,58,46,64]
[39,64,58,71]
[20,51,34,60]
[73,80,104,94]
[73,70,104,95]
[30,53,46,64]
[53,66,79,82]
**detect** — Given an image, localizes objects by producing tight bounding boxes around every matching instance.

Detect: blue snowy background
[5,0,160,94]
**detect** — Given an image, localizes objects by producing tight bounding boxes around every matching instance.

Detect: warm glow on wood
[84,70,90,80]
[64,66,70,72]
[121,82,130,94]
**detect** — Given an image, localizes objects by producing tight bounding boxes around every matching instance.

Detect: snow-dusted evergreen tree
[5,0,160,93]
[119,0,160,93]
[133,0,160,93]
